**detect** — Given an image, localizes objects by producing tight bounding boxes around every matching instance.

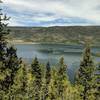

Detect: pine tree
[2,46,21,90]
[45,61,51,99]
[27,68,35,99]
[31,57,42,100]
[45,62,51,86]
[76,44,96,100]
[50,57,70,100]
[0,1,21,93]
[49,66,59,100]
[57,57,69,100]
[0,1,11,91]
[0,61,7,100]
[6,46,20,71]
[49,57,79,100]
[42,61,51,100]
[0,7,10,62]
[9,62,28,100]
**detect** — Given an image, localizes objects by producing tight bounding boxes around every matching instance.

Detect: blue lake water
[15,44,100,82]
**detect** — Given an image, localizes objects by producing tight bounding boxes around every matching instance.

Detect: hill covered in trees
[7,26,100,44]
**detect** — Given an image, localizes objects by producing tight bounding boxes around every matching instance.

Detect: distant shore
[11,42,41,45]
[7,39,100,48]
[7,40,81,46]
[7,40,41,45]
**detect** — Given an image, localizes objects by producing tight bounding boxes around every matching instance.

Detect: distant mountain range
[7,26,100,45]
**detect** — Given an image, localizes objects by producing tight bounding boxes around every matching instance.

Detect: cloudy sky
[1,0,100,26]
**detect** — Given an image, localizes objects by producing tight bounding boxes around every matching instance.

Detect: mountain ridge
[7,26,100,44]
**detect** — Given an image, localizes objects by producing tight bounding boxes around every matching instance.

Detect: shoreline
[10,42,41,45]
[8,41,81,46]
[7,40,100,47]
[7,39,81,45]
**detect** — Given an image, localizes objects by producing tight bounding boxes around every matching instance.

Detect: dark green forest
[0,2,100,100]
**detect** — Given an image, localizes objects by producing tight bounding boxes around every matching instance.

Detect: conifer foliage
[0,1,100,100]
[57,57,68,99]
[44,61,51,100]
[0,0,21,94]
[0,9,9,62]
[94,64,100,100]
[9,62,28,99]
[31,57,42,100]
[76,44,96,100]
[0,3,12,91]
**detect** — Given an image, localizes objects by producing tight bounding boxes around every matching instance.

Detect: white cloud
[2,0,100,26]
[8,18,25,26]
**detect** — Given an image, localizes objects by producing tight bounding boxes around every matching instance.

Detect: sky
[1,0,100,26]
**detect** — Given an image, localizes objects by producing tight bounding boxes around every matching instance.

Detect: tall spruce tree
[45,61,51,87]
[49,67,58,100]
[57,57,68,100]
[31,57,42,100]
[9,62,28,100]
[54,57,70,100]
[49,57,78,100]
[76,44,96,100]
[6,46,20,71]
[0,8,9,62]
[2,46,21,90]
[27,68,35,99]
[45,61,51,99]
[42,61,51,100]
[0,1,11,91]
[0,1,21,93]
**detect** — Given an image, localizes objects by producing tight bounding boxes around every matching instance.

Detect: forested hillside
[8,26,100,44]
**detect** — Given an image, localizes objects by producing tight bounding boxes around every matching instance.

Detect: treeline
[0,3,100,100]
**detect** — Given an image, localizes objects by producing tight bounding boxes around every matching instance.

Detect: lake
[15,43,100,82]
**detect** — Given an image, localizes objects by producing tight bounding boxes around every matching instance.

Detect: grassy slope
[7,26,100,44]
